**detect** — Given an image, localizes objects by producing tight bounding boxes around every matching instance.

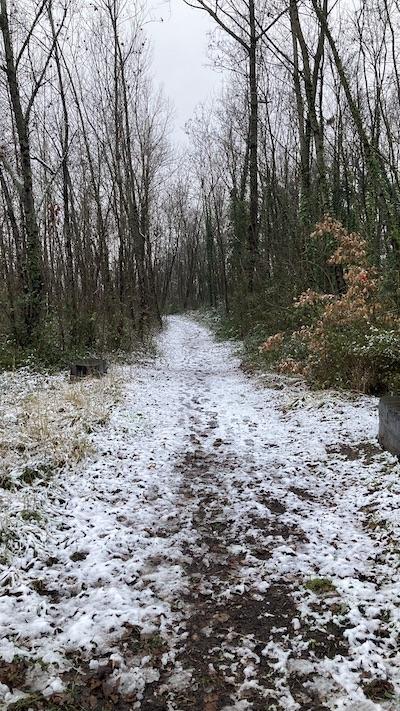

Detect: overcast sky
[148,0,223,143]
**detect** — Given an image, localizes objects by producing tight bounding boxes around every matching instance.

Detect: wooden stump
[70,359,108,381]
[379,396,400,457]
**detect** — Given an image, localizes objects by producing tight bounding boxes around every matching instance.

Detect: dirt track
[1,316,399,711]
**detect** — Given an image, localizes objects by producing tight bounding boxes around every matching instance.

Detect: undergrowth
[0,312,159,373]
[206,218,400,394]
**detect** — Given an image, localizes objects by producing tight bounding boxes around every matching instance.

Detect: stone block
[379,396,400,457]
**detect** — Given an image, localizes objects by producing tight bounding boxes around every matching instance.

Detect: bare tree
[0,0,66,340]
[184,0,286,290]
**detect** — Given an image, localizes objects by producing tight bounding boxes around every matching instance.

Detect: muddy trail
[141,334,347,711]
[1,316,399,711]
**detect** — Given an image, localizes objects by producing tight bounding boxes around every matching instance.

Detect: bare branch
[25,4,68,121]
[15,0,49,71]
[183,0,250,51]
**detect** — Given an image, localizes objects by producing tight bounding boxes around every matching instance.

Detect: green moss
[20,464,54,485]
[145,633,165,651]
[21,510,42,523]
[305,578,336,594]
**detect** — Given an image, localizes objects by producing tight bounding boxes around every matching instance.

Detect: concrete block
[379,396,400,457]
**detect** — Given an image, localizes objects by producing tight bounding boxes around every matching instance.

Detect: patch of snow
[0,316,399,708]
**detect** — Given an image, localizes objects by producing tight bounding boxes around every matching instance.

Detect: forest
[1,0,400,391]
[2,2,400,709]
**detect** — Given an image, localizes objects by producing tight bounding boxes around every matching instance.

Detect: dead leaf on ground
[204,692,220,711]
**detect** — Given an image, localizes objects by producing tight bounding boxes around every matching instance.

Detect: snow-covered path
[1,315,400,710]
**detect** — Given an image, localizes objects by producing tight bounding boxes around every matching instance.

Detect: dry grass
[0,369,122,487]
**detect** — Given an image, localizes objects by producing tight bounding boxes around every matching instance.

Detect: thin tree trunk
[0,0,43,340]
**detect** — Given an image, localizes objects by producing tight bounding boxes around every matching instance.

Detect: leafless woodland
[1,0,400,362]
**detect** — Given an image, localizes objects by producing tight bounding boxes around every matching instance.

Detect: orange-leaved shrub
[260,217,400,393]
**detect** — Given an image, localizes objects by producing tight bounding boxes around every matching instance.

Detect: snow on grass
[0,368,122,488]
[198,361,400,709]
[162,317,400,709]
[0,316,399,709]
[0,368,123,577]
[0,342,198,707]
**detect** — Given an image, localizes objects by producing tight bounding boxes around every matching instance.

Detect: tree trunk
[0,0,43,340]
[247,0,259,291]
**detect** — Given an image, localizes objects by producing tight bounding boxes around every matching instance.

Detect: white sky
[148,0,223,143]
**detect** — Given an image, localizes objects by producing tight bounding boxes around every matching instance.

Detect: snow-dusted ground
[0,315,399,710]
